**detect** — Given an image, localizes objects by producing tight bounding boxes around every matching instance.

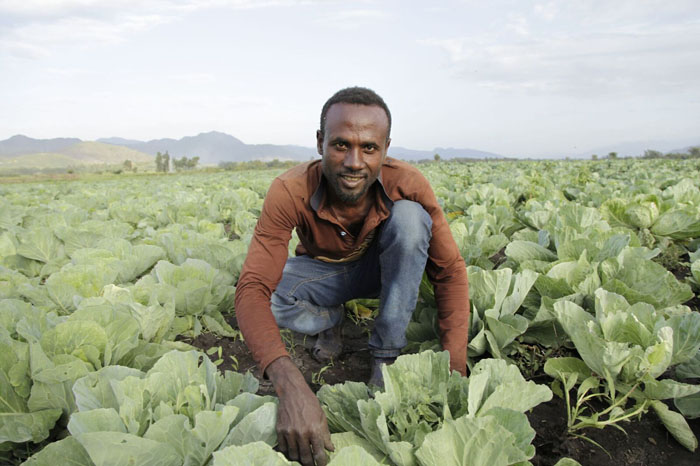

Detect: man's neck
[327,184,376,235]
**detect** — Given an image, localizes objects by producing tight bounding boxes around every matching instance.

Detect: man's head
[317,87,392,205]
[319,87,391,142]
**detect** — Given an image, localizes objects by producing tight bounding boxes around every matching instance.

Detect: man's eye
[334,142,347,149]
[363,145,377,152]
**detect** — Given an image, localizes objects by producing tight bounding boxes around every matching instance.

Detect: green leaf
[212,441,296,466]
[327,445,382,466]
[415,413,533,466]
[553,458,582,466]
[643,380,700,401]
[0,409,62,443]
[219,402,277,448]
[650,400,698,452]
[68,408,127,435]
[543,357,592,385]
[329,432,387,464]
[505,240,558,264]
[76,432,182,466]
[674,392,700,419]
[144,405,239,466]
[16,228,65,264]
[21,436,94,466]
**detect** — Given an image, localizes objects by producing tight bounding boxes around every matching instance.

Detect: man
[235,87,469,466]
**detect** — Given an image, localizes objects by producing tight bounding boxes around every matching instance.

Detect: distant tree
[643,149,663,159]
[173,155,200,171]
[591,154,598,160]
[173,157,185,170]
[155,152,163,172]
[690,147,700,158]
[607,152,618,160]
[162,151,170,172]
[123,159,134,171]
[434,153,441,162]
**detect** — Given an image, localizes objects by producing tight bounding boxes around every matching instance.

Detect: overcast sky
[1,0,699,157]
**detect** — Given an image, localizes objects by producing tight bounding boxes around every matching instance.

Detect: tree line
[155,151,199,172]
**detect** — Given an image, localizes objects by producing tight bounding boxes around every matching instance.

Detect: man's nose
[343,148,363,170]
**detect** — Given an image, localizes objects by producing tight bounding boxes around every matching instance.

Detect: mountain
[0,133,505,171]
[0,135,81,157]
[0,141,153,173]
[574,138,700,159]
[100,131,317,165]
[97,137,145,146]
[388,146,504,160]
[56,142,153,163]
[99,132,504,163]
[667,144,700,154]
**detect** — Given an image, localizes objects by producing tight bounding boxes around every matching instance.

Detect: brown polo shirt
[234,157,470,375]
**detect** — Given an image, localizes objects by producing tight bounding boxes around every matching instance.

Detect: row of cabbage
[409,158,700,452]
[1,158,699,464]
[1,172,276,464]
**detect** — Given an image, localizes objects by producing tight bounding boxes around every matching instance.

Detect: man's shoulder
[381,157,429,186]
[277,159,319,180]
[272,160,322,193]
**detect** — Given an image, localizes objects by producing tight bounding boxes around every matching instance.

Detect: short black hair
[320,87,391,141]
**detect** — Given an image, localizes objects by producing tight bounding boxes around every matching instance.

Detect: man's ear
[385,137,391,151]
[316,130,324,156]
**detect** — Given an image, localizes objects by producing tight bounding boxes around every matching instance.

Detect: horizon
[1,1,699,158]
[4,130,698,161]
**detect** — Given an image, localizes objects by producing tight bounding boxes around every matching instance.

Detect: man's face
[317,103,391,205]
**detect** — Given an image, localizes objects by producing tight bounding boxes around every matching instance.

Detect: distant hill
[574,139,700,159]
[98,132,504,164]
[99,131,317,165]
[97,137,145,146]
[0,132,506,172]
[57,142,153,163]
[0,140,153,173]
[0,135,81,157]
[667,144,700,154]
[388,146,504,161]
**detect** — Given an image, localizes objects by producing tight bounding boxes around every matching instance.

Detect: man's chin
[332,184,368,204]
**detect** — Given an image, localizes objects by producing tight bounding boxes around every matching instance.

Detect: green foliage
[550,289,700,451]
[318,351,551,465]
[2,158,700,463]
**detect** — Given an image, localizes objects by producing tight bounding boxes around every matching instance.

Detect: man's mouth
[339,173,366,188]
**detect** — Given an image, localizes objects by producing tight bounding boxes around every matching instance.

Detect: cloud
[0,0,326,59]
[421,2,700,98]
[313,7,387,30]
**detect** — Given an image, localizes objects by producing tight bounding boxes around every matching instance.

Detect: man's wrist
[265,356,308,397]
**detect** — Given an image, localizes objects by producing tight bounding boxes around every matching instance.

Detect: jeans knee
[382,200,432,250]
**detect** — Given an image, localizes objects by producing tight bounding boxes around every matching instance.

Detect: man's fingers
[323,427,334,452]
[277,432,288,456]
[312,435,329,466]
[298,436,314,466]
[286,434,299,462]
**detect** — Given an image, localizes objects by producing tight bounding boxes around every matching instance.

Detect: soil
[187,315,700,466]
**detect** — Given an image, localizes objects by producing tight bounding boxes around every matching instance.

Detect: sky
[1,0,699,158]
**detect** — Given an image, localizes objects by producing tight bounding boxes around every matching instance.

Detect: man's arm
[406,170,470,375]
[266,357,334,466]
[235,177,334,465]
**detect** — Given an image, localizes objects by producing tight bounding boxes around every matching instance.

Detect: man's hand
[266,356,334,466]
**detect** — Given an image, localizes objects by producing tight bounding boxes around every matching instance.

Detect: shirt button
[340,231,346,237]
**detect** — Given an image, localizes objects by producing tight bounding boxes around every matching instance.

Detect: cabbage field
[1,158,699,465]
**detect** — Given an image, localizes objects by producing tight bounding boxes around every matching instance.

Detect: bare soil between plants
[188,316,700,466]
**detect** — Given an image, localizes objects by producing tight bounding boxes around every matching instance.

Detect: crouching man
[234,87,469,466]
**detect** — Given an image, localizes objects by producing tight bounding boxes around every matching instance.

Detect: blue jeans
[270,200,432,358]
